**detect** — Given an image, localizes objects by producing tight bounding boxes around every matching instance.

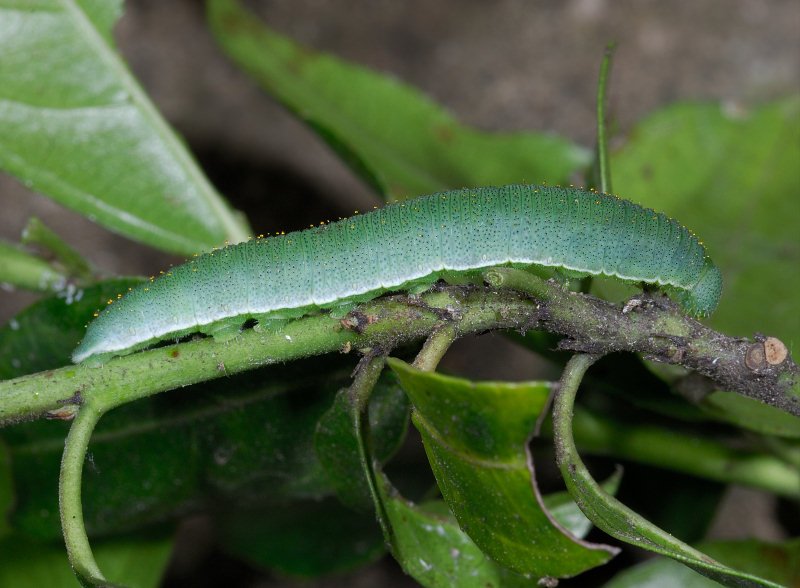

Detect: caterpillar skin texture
[72,184,722,363]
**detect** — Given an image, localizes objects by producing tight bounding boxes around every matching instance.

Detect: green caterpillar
[72,184,722,363]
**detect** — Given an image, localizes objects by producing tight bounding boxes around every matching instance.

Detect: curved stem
[550,355,780,586]
[412,323,457,372]
[483,266,556,301]
[349,353,387,418]
[552,354,600,472]
[59,402,108,585]
[349,355,393,538]
[552,353,710,555]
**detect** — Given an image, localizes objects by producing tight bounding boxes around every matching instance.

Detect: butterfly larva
[72,184,722,363]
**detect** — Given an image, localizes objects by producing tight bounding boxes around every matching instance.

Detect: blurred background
[3,0,798,319]
[1,1,798,586]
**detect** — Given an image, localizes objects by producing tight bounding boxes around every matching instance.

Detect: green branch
[0,287,536,425]
[412,323,458,372]
[483,267,800,417]
[568,408,800,498]
[1,273,798,426]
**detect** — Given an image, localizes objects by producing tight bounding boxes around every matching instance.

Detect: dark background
[1,1,798,586]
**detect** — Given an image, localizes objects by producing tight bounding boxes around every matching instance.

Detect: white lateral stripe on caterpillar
[72,184,722,363]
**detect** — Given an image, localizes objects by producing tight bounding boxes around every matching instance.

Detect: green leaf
[0,277,142,378]
[207,0,590,201]
[0,0,248,254]
[21,217,93,281]
[604,556,734,588]
[0,281,335,537]
[0,240,72,294]
[3,360,351,540]
[388,358,618,578]
[218,498,385,577]
[700,390,800,438]
[0,442,12,539]
[0,533,173,588]
[700,539,800,587]
[611,97,800,343]
[554,358,783,588]
[569,408,800,499]
[314,370,410,510]
[0,280,410,540]
[318,356,545,586]
[603,539,800,588]
[375,481,537,587]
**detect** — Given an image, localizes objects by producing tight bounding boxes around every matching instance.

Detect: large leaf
[0,0,248,254]
[0,280,407,540]
[3,362,347,540]
[2,359,407,542]
[388,359,618,579]
[207,0,590,201]
[0,277,143,378]
[611,97,800,343]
